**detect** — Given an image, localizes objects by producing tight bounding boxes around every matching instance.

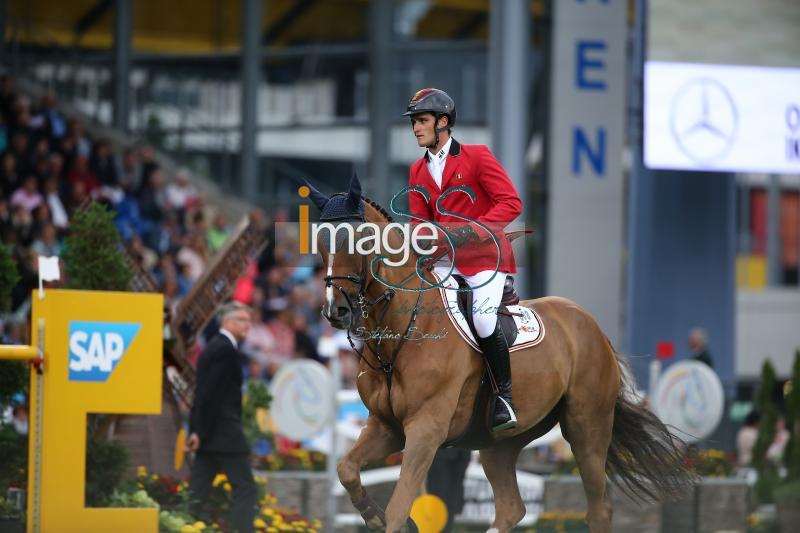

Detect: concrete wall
[736,289,800,379]
[544,476,751,533]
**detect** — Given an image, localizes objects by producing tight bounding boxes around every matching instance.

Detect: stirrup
[491,396,517,432]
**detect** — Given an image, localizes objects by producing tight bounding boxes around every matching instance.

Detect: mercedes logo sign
[670,77,738,164]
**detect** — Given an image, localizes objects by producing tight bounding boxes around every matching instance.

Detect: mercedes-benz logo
[670,77,738,164]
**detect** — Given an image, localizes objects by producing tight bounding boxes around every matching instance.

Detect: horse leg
[562,402,615,533]
[384,419,449,533]
[338,415,403,530]
[479,439,527,533]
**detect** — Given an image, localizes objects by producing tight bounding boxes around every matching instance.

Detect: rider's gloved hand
[438,224,480,249]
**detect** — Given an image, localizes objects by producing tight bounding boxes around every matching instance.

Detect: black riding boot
[477,324,517,432]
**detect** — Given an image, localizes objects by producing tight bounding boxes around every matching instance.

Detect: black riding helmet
[403,88,457,149]
[403,88,457,127]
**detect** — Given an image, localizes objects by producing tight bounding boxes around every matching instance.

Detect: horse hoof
[403,517,419,533]
[365,516,385,531]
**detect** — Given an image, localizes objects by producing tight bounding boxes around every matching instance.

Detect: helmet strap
[427,114,447,151]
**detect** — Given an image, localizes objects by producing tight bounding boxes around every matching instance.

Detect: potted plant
[60,201,133,506]
[775,350,800,532]
[754,360,780,503]
[61,201,133,291]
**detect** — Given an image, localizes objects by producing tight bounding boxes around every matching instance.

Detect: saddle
[442,275,545,450]
[453,274,520,347]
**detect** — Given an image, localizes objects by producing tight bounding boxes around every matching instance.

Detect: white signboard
[547,0,626,345]
[645,61,800,174]
[652,361,724,443]
[269,360,333,441]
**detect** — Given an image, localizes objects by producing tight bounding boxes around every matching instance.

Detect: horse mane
[361,196,394,223]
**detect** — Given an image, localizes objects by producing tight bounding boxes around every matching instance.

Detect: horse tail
[606,348,697,502]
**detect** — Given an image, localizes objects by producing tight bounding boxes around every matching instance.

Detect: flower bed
[256,449,327,472]
[115,467,321,533]
[532,511,589,532]
[682,448,736,478]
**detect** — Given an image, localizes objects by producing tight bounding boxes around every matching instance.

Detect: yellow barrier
[0,345,38,360]
[0,289,163,533]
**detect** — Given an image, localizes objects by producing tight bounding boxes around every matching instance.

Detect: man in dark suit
[688,327,714,368]
[186,301,256,533]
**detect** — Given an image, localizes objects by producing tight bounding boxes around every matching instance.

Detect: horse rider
[404,88,523,431]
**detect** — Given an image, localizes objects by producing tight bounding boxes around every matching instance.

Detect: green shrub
[754,359,779,502]
[0,425,27,492]
[0,361,26,407]
[774,479,800,505]
[785,350,800,479]
[242,379,272,446]
[0,243,20,312]
[85,435,129,507]
[61,201,132,291]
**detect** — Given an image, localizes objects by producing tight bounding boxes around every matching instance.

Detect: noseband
[323,248,425,392]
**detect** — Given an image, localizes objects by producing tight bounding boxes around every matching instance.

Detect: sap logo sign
[68,321,142,382]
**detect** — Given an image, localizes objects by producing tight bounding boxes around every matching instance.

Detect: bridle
[321,217,431,391]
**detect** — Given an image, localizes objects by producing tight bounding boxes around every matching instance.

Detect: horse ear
[348,172,362,209]
[303,179,329,211]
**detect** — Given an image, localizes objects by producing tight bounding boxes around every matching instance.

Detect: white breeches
[434,263,507,338]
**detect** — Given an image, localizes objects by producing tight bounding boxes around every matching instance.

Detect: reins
[323,246,445,392]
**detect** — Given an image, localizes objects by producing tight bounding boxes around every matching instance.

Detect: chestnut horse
[311,186,692,533]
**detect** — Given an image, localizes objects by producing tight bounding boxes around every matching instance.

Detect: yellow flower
[151,474,159,481]
[255,476,267,485]
[212,474,226,487]
[193,522,206,531]
[180,526,198,533]
[254,518,267,528]
[137,466,147,477]
[223,482,232,492]
[263,508,275,516]
[267,528,278,533]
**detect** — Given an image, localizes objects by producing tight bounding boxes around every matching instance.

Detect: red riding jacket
[408,139,522,276]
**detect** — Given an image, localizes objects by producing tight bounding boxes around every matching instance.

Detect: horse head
[304,173,368,330]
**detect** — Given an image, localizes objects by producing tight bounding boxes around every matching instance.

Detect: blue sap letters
[68,321,142,382]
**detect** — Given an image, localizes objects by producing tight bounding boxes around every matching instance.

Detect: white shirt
[426,137,452,189]
[219,328,238,349]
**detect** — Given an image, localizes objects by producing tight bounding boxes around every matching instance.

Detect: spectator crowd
[0,74,350,391]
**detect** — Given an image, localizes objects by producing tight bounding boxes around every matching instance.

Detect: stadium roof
[7,0,545,54]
